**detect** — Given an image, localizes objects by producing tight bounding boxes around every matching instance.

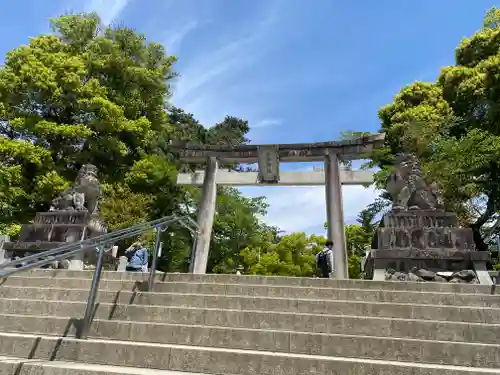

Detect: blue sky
[0,0,496,234]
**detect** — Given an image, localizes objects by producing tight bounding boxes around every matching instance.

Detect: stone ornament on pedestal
[365,153,492,285]
[2,165,108,270]
[49,164,101,215]
[386,153,444,212]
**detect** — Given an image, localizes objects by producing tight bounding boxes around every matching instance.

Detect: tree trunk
[470,194,495,252]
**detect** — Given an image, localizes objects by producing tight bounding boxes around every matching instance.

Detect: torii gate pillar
[190,157,218,274]
[324,152,348,279]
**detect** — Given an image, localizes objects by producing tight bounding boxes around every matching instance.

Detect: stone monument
[1,164,107,270]
[365,153,492,285]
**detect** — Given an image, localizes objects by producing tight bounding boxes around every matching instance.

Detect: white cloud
[171,1,284,126]
[163,20,199,55]
[241,185,380,235]
[252,118,283,129]
[173,29,268,108]
[83,0,129,26]
[175,40,249,102]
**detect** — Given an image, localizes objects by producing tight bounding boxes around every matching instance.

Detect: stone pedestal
[365,210,492,284]
[2,211,107,270]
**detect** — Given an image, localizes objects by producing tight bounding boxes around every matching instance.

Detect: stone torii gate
[171,133,385,279]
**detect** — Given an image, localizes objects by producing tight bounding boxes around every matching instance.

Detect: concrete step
[0,355,209,375]
[12,269,500,294]
[0,333,500,375]
[1,286,499,323]
[1,299,499,344]
[2,277,500,306]
[0,316,498,368]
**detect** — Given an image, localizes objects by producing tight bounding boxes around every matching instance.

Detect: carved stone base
[366,210,492,285]
[384,268,479,284]
[3,242,66,251]
[367,249,491,274]
[2,211,107,268]
[383,210,456,228]
[369,249,489,273]
[376,227,474,252]
[371,249,489,261]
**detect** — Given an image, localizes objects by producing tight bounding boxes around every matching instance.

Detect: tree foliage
[241,232,324,277]
[0,12,283,275]
[0,12,176,225]
[372,7,500,252]
[208,187,272,273]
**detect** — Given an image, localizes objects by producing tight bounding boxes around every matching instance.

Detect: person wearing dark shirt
[316,240,334,278]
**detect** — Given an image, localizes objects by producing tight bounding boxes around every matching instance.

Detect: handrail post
[80,245,105,339]
[147,225,162,292]
[188,234,198,273]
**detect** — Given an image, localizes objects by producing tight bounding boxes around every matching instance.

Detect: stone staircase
[0,270,499,374]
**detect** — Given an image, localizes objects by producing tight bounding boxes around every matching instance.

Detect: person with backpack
[316,240,334,278]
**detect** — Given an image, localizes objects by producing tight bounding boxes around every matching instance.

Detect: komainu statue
[50,164,101,214]
[386,153,444,211]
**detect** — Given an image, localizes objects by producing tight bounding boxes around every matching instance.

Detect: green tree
[483,6,500,29]
[0,12,176,229]
[208,116,249,146]
[209,187,271,273]
[241,232,324,277]
[372,7,500,251]
[99,183,153,231]
[344,224,371,256]
[167,106,207,145]
[0,12,271,277]
[240,225,371,279]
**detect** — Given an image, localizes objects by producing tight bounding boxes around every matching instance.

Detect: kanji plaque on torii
[257,145,280,183]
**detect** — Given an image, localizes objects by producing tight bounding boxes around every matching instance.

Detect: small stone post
[117,256,128,271]
[0,235,9,265]
[67,231,84,270]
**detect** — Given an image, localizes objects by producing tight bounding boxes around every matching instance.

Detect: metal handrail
[147,226,163,292]
[0,215,197,270]
[0,217,189,278]
[0,214,199,339]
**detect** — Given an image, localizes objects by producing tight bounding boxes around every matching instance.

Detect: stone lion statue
[50,164,101,214]
[386,153,444,211]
